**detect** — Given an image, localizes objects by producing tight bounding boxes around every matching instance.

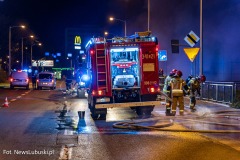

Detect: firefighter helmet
[175,70,183,77]
[197,75,206,82]
[169,69,177,76]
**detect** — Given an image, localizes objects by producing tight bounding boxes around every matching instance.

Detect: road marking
[16,96,21,99]
[59,146,72,160]
[58,127,75,159]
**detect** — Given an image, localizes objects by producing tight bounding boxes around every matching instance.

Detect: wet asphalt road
[0,82,239,160]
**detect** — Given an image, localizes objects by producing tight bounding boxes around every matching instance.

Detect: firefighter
[163,69,177,116]
[32,74,37,89]
[187,75,206,111]
[170,70,187,116]
[158,68,164,77]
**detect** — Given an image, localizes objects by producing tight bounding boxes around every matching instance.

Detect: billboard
[32,60,54,67]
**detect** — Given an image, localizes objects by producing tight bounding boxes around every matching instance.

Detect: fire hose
[113,111,240,133]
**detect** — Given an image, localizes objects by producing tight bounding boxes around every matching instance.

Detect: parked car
[36,72,56,90]
[9,70,29,90]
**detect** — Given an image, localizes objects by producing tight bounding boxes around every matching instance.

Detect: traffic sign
[158,50,167,61]
[184,31,200,47]
[183,48,200,62]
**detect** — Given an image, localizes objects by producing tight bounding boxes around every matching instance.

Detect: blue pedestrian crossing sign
[158,50,167,61]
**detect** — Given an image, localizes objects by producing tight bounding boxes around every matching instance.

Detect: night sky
[0,0,240,81]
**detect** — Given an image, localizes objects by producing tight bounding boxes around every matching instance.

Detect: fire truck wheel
[136,107,144,116]
[130,107,136,110]
[136,106,153,116]
[90,108,107,120]
[77,90,85,98]
[91,113,99,120]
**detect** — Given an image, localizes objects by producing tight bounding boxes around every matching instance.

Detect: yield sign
[183,48,200,62]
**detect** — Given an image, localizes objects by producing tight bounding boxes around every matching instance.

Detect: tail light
[98,90,103,95]
[148,87,160,93]
[90,50,94,55]
[37,79,39,83]
[26,78,29,82]
[92,90,105,96]
[10,78,13,82]
[150,87,155,93]
[51,79,54,83]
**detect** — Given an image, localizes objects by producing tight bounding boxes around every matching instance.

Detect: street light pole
[8,25,25,74]
[109,17,127,37]
[148,0,150,31]
[31,42,42,68]
[8,27,11,75]
[200,0,203,76]
[21,37,24,70]
[21,35,34,70]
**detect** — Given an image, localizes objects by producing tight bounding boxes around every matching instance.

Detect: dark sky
[1,0,146,52]
[1,0,240,81]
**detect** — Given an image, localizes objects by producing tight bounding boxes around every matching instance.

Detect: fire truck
[85,31,161,119]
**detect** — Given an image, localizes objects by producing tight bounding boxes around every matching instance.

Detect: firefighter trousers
[171,96,184,115]
[163,90,171,113]
[190,95,196,109]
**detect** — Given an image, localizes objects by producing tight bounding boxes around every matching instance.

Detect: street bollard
[78,111,85,119]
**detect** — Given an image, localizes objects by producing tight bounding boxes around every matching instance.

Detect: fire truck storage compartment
[110,47,141,102]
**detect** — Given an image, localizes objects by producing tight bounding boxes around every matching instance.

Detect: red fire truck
[85,31,161,119]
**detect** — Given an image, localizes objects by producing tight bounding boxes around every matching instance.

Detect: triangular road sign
[183,48,200,62]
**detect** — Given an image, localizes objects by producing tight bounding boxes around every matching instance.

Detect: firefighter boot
[180,112,184,116]
[165,108,171,116]
[190,104,196,112]
[170,111,176,116]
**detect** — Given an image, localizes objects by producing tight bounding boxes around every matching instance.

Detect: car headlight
[82,74,90,81]
[79,82,85,86]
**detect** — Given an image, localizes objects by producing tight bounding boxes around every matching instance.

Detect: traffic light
[171,39,179,53]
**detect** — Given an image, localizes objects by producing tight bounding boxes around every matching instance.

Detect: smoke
[128,0,240,81]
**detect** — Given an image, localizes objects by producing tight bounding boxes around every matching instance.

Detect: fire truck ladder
[95,42,108,92]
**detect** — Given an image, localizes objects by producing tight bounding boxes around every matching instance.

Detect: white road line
[58,127,74,159]
[16,96,21,99]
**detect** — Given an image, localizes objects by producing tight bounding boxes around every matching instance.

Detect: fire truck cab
[85,31,161,119]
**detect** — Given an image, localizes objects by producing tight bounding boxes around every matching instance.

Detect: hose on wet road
[113,111,240,133]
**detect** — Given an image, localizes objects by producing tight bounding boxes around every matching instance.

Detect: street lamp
[21,35,34,70]
[30,42,42,68]
[109,17,127,37]
[104,31,109,36]
[104,31,116,38]
[8,25,25,74]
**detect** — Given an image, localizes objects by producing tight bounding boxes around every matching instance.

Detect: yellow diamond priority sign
[184,30,200,47]
[183,48,200,62]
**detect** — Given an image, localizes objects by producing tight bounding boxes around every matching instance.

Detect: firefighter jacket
[163,75,172,93]
[170,77,186,97]
[188,78,201,96]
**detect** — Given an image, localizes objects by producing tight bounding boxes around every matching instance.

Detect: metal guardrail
[159,76,240,104]
[201,81,240,104]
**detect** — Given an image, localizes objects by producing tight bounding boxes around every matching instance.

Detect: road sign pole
[200,0,203,76]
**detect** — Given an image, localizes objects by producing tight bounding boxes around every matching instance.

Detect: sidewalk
[183,97,236,115]
[0,82,9,89]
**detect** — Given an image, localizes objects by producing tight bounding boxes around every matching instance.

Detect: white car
[9,70,29,90]
[37,72,56,90]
